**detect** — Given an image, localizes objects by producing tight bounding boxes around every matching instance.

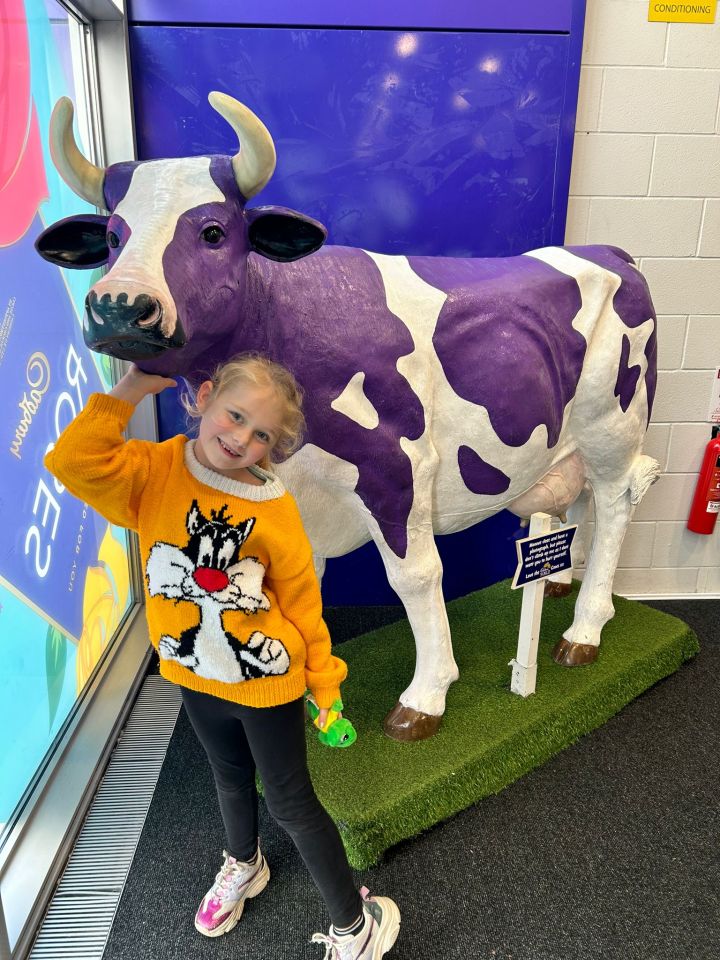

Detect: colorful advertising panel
[0,0,134,831]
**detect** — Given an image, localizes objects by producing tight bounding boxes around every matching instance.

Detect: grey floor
[103,598,719,960]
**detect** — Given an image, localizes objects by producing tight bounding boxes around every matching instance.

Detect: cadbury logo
[9,352,50,460]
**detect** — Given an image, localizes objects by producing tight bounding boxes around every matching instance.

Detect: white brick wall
[567,1,720,597]
[586,198,703,256]
[699,200,720,255]
[651,136,720,195]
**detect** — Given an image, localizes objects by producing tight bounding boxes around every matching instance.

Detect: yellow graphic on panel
[76,526,131,692]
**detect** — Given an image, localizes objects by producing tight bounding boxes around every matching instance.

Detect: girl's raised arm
[44,366,177,531]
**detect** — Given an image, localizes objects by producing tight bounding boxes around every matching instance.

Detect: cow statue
[37,93,660,741]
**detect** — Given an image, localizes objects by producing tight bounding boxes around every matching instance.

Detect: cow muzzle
[84,289,186,360]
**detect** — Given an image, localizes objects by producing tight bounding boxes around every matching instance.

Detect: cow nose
[193,567,229,593]
[87,290,162,329]
[83,287,185,360]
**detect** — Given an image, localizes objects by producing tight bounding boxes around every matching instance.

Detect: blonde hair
[182,353,305,468]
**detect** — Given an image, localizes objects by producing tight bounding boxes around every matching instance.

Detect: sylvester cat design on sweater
[146,500,290,682]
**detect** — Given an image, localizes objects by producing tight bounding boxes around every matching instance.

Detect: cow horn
[208,92,276,200]
[49,97,105,209]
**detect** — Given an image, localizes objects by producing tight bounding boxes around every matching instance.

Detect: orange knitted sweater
[44,393,346,709]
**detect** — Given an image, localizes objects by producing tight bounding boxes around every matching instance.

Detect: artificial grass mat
[306,579,699,868]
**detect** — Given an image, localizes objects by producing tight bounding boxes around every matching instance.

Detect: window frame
[0,3,148,956]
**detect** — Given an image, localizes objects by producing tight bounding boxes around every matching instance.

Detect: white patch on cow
[330,371,379,429]
[96,158,225,335]
[524,246,655,475]
[361,252,463,716]
[273,444,370,559]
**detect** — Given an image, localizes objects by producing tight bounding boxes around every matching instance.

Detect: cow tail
[629,455,661,506]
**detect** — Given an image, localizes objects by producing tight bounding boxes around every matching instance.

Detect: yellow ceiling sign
[648,0,717,21]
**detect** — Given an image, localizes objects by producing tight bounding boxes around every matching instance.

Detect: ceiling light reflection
[478,56,500,74]
[395,33,418,58]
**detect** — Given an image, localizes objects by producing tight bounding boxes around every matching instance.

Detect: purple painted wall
[126,4,586,604]
[128,1,574,31]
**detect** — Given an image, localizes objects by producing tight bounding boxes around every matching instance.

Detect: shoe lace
[212,853,244,899]
[310,890,372,960]
[310,932,349,960]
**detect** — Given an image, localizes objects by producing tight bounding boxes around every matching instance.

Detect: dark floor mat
[103,597,720,960]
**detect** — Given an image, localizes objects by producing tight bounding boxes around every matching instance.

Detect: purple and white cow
[37,93,659,741]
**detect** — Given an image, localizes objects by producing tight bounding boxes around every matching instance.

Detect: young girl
[44,354,400,960]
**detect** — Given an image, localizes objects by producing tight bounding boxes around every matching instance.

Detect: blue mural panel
[1,216,106,643]
[130,27,569,257]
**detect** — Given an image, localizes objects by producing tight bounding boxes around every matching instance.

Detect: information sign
[511,525,578,590]
[509,515,580,698]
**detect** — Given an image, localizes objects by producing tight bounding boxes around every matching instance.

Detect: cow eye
[202,225,225,245]
[107,231,120,248]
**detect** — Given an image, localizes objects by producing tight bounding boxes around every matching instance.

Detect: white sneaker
[194,849,269,937]
[311,887,401,959]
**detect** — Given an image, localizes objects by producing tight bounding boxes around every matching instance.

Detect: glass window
[0,0,134,842]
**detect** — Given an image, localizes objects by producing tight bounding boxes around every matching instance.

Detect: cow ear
[35,214,110,269]
[246,205,326,262]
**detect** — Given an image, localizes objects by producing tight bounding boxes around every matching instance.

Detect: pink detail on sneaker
[195,895,226,930]
[194,850,269,938]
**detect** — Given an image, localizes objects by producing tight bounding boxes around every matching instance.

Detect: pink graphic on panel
[0,0,48,245]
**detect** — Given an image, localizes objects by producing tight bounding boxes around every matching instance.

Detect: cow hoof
[544,580,573,599]
[552,637,598,666]
[383,702,442,742]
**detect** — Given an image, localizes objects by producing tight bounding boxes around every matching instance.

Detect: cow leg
[554,455,659,665]
[545,484,591,599]
[374,533,459,742]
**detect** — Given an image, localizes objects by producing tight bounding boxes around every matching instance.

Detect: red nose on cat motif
[193,567,230,592]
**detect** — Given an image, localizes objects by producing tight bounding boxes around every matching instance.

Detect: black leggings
[181,687,363,928]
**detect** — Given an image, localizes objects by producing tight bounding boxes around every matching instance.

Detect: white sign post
[509,512,577,698]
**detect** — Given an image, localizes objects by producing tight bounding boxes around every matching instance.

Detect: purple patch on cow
[458,446,511,496]
[103,162,139,211]
[615,334,640,413]
[247,246,425,559]
[410,253,586,450]
[566,245,657,421]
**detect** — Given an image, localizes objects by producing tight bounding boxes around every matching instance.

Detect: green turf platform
[306,580,699,868]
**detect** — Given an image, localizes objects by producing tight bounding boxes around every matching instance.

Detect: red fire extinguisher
[687,425,720,535]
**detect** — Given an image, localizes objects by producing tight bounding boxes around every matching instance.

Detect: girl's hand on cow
[109,364,177,406]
